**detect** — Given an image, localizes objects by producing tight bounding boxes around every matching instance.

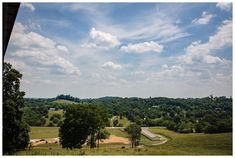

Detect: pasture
[52,99,78,104]
[17,127,232,155]
[45,109,64,126]
[110,116,132,127]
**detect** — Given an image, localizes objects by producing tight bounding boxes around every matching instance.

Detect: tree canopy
[59,104,109,149]
[125,124,142,148]
[3,62,29,154]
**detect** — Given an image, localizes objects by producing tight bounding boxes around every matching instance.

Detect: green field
[52,99,78,104]
[19,127,232,155]
[111,116,132,127]
[29,127,59,139]
[45,110,64,126]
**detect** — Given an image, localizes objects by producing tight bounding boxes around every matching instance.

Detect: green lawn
[148,127,232,155]
[29,127,59,139]
[21,127,232,155]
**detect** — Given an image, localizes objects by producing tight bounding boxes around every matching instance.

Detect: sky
[5,2,233,98]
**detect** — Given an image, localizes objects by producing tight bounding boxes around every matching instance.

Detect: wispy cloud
[216,2,232,12]
[21,3,35,12]
[192,11,215,25]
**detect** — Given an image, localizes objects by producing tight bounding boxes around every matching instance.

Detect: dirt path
[30,138,59,147]
[30,135,129,147]
[99,135,129,144]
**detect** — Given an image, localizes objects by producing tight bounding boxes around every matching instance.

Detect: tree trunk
[90,132,96,148]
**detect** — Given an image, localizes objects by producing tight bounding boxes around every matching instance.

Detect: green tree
[95,129,110,148]
[22,107,46,126]
[3,62,30,154]
[195,121,204,133]
[125,124,141,148]
[59,104,109,149]
[50,113,61,121]
[52,117,60,124]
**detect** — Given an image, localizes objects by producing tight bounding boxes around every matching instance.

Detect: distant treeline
[24,95,232,134]
[56,94,80,103]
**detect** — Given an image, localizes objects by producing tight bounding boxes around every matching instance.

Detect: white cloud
[208,20,232,49]
[11,23,56,49]
[82,27,120,49]
[156,65,194,78]
[203,55,224,64]
[192,11,215,25]
[21,3,35,12]
[179,20,232,64]
[161,64,168,69]
[28,22,41,30]
[10,22,80,76]
[132,71,145,75]
[216,2,232,12]
[57,45,69,53]
[102,61,122,70]
[120,41,163,53]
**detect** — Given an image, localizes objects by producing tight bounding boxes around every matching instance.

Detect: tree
[22,107,46,126]
[52,117,60,124]
[195,121,204,133]
[95,129,110,148]
[50,113,61,121]
[125,124,141,148]
[59,104,109,149]
[113,119,119,127]
[3,62,30,154]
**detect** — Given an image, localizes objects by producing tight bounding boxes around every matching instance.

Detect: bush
[177,122,193,133]
[195,122,204,133]
[48,122,54,127]
[53,117,59,124]
[50,113,61,121]
[22,107,46,126]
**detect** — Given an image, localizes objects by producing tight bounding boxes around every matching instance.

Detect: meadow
[18,127,232,155]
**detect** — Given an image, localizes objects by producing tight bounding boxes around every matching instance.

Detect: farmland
[17,127,232,155]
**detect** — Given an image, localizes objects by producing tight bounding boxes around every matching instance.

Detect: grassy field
[45,110,64,126]
[106,128,128,138]
[29,127,59,139]
[20,127,232,155]
[110,116,132,127]
[52,99,78,104]
[148,128,232,155]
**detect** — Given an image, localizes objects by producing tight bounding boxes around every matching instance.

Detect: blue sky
[5,3,232,98]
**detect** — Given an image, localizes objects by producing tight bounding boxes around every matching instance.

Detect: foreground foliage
[3,62,29,154]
